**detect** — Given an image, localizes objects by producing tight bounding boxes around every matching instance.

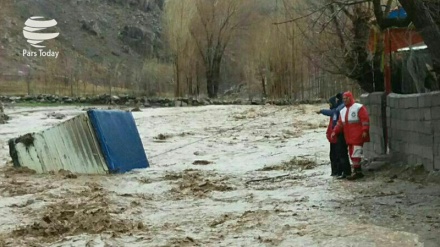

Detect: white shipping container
[10,113,108,174]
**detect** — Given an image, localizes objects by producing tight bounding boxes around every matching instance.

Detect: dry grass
[0,80,131,96]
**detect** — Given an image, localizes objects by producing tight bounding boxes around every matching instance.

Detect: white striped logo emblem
[23,16,59,48]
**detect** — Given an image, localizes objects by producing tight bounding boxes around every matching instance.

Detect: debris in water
[192,160,212,165]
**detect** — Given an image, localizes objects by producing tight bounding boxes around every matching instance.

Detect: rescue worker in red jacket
[331,91,370,180]
[317,93,351,178]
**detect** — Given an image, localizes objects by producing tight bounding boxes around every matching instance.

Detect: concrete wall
[362,91,440,171]
[360,92,387,158]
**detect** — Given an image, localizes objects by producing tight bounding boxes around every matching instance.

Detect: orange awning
[368,27,424,54]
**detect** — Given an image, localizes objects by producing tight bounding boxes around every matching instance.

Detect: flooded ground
[0,104,438,246]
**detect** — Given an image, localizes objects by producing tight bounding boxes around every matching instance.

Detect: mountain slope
[0,0,165,79]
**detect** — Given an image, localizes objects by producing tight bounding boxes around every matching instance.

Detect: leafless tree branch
[273,0,370,25]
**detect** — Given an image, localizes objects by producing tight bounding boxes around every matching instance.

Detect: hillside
[0,0,164,80]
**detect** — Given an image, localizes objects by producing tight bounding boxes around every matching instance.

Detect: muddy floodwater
[0,104,439,246]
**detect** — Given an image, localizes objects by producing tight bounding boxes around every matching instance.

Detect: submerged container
[8,110,149,174]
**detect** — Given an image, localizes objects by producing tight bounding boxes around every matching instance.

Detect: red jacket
[333,92,370,145]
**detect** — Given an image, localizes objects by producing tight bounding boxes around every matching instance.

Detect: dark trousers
[329,134,351,176]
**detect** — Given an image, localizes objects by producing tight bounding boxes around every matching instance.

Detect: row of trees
[11,0,360,99]
[162,0,440,98]
[15,49,173,97]
[17,0,440,99]
[163,0,358,99]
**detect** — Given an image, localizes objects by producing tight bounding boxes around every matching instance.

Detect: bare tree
[164,0,196,97]
[274,0,412,93]
[190,0,248,98]
[398,0,440,89]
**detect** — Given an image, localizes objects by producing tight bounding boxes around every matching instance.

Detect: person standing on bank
[316,93,351,178]
[331,91,370,180]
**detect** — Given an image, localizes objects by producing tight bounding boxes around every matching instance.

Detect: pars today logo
[22,16,60,58]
